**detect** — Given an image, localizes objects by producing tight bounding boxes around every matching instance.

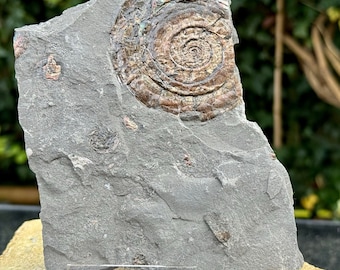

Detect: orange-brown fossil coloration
[111,0,242,121]
[43,55,61,81]
[13,34,29,59]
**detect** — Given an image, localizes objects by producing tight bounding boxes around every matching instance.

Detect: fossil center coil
[110,0,242,121]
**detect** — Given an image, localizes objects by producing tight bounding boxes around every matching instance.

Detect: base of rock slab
[0,219,45,270]
[0,219,323,270]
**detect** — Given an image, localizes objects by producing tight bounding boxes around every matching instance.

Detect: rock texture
[0,219,323,270]
[0,219,45,270]
[15,0,303,269]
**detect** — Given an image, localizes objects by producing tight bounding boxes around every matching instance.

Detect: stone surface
[0,219,322,270]
[15,0,304,269]
[0,219,45,270]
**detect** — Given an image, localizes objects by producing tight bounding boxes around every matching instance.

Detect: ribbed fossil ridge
[111,0,243,120]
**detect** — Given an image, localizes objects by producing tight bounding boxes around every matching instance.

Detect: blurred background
[0,0,339,220]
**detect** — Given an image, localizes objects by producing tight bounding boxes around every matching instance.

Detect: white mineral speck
[26,148,33,157]
[104,183,111,190]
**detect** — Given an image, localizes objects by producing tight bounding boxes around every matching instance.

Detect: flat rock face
[15,0,304,269]
[0,219,322,270]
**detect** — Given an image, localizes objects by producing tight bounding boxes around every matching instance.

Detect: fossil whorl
[110,0,243,121]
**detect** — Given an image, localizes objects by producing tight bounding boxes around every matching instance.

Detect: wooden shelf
[0,186,39,205]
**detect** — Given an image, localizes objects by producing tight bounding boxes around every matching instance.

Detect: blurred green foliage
[232,0,340,219]
[0,0,85,184]
[0,0,339,218]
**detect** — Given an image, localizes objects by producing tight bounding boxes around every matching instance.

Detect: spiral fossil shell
[110,0,243,121]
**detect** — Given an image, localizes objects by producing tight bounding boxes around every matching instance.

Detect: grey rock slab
[15,0,304,269]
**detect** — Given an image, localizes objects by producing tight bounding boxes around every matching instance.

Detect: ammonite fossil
[110,0,243,121]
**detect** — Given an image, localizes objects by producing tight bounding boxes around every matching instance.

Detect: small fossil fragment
[43,55,61,80]
[132,253,148,265]
[123,116,139,131]
[204,212,231,245]
[89,126,119,153]
[13,34,29,59]
[111,0,242,121]
[184,154,192,166]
